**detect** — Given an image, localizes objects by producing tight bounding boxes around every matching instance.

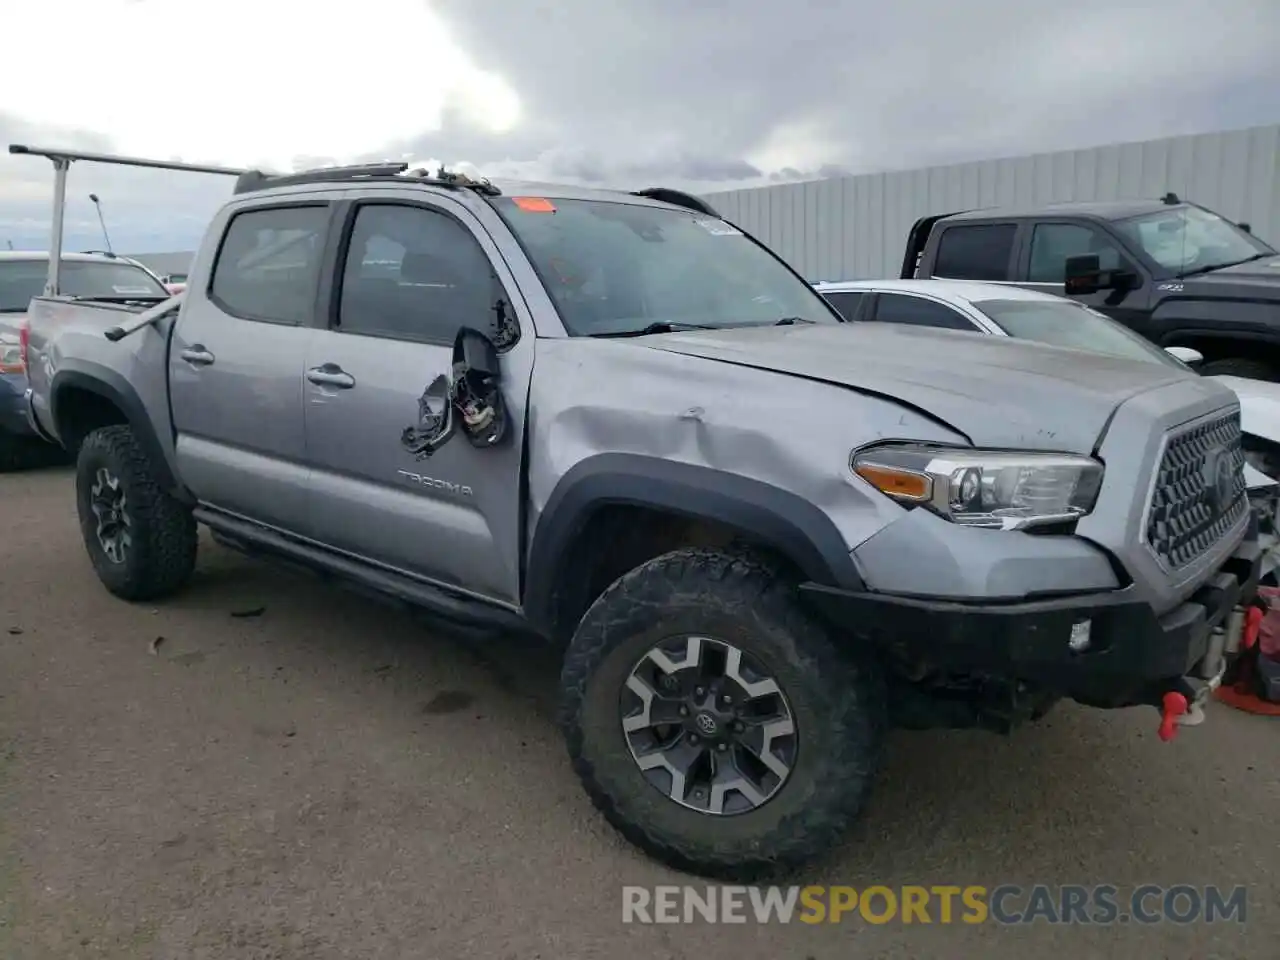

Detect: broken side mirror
[452,326,510,449]
[400,327,510,460]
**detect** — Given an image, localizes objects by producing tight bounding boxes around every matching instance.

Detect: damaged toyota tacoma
[18,152,1263,880]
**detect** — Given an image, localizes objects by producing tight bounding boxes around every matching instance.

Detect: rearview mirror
[1064,254,1136,296]
[1165,346,1204,367]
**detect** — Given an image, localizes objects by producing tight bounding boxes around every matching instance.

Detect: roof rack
[233,161,503,197]
[7,143,248,296]
[629,187,720,217]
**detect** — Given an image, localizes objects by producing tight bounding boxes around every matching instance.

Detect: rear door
[168,199,331,534]
[302,190,534,605]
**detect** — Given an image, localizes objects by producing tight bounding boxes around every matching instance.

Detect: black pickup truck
[902,195,1280,380]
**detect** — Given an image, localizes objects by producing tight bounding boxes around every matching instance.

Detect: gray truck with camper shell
[14,144,1264,880]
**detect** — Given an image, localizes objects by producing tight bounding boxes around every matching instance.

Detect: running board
[194,507,528,634]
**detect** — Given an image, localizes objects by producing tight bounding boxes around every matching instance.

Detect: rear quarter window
[821,290,867,321]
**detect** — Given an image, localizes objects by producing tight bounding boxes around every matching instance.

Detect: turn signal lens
[853,463,932,501]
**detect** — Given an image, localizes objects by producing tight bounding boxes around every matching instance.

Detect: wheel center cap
[694,712,720,736]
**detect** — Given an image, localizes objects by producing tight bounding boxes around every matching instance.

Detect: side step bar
[194,507,529,634]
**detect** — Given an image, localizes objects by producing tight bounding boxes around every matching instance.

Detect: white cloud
[6,0,521,170]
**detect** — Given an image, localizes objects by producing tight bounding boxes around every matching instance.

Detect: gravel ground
[1,465,1276,959]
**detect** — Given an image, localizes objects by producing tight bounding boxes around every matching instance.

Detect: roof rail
[233,162,410,195]
[630,187,720,217]
[233,161,504,197]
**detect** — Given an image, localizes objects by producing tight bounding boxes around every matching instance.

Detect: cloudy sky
[3,0,1278,254]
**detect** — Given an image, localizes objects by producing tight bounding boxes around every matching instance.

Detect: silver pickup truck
[19,158,1262,880]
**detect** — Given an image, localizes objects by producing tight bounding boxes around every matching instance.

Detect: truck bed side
[26,296,184,494]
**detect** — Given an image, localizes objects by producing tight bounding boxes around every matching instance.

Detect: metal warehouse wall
[704,124,1280,282]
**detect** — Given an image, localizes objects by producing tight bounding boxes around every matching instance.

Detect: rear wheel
[75,424,197,601]
[559,547,886,880]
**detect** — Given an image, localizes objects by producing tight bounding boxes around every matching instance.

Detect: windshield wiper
[1179,252,1271,279]
[773,316,815,325]
[589,321,718,338]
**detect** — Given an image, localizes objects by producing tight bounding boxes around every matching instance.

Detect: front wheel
[75,424,197,601]
[559,548,886,880]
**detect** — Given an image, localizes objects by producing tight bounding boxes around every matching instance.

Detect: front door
[1019,220,1154,334]
[303,193,533,605]
[168,202,330,535]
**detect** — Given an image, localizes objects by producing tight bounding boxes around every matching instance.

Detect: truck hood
[643,323,1221,454]
[1182,254,1280,298]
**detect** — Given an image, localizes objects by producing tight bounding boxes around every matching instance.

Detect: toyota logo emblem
[1203,448,1235,515]
[695,713,718,736]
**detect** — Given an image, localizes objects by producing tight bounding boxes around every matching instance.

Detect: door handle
[306,364,355,389]
[179,346,215,366]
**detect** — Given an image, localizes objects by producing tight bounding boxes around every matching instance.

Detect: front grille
[1145,410,1247,571]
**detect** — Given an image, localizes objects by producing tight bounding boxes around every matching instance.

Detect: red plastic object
[1255,587,1280,658]
[1243,604,1265,651]
[1157,691,1188,742]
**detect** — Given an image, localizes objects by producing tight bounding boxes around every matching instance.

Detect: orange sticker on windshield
[513,196,556,213]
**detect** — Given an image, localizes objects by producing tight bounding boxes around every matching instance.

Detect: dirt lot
[1,466,1277,959]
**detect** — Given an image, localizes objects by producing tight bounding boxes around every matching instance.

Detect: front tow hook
[1156,676,1210,742]
[1158,691,1189,742]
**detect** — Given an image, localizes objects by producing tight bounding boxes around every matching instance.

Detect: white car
[813,277,1280,579]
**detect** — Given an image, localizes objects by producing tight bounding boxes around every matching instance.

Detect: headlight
[851,444,1104,530]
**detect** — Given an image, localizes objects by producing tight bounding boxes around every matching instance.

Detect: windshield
[0,259,168,312]
[973,298,1186,369]
[492,197,840,335]
[1114,205,1274,276]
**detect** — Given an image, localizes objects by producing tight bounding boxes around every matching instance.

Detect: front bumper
[21,386,58,445]
[800,521,1263,710]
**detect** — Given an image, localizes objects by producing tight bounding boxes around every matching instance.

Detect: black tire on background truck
[559,547,887,880]
[75,424,198,601]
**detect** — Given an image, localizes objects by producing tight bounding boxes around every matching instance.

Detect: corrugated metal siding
[704,124,1280,281]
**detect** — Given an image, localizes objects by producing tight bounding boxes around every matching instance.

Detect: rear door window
[933,224,1017,281]
[210,205,328,324]
[871,293,978,330]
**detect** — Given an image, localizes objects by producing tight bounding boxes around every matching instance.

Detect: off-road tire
[559,547,887,881]
[1199,357,1277,381]
[75,424,197,601]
